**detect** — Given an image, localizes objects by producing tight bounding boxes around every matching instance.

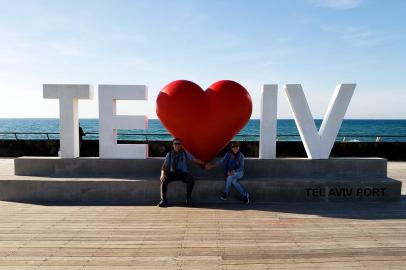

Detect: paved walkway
[0,159,405,269]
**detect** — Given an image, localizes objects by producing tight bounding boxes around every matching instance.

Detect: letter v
[284,84,356,159]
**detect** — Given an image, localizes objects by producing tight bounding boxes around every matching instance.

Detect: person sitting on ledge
[158,138,204,207]
[79,125,85,150]
[205,141,250,204]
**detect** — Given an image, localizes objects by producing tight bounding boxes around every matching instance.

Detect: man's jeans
[161,171,194,201]
[224,171,247,197]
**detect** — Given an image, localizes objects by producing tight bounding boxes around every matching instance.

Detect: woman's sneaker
[243,193,250,204]
[220,192,227,200]
[157,199,168,207]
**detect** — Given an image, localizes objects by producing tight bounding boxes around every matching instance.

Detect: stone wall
[1,140,405,160]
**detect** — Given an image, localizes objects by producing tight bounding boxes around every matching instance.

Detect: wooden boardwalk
[0,159,405,269]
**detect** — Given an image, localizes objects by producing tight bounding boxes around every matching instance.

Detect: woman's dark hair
[172,138,182,143]
[230,141,240,148]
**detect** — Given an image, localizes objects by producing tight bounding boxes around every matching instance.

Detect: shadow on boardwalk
[192,198,406,220]
[16,195,406,221]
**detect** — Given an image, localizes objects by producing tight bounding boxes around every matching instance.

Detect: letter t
[43,84,94,158]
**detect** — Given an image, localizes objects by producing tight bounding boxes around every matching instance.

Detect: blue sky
[0,0,405,119]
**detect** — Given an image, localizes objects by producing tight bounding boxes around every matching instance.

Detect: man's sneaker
[220,192,227,200]
[243,193,250,204]
[157,200,168,207]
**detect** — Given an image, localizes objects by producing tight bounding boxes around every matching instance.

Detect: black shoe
[186,199,193,207]
[157,200,168,207]
[220,192,227,201]
[243,193,250,204]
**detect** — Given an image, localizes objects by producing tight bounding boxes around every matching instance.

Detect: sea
[0,119,405,142]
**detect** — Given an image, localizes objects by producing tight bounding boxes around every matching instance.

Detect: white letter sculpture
[43,84,94,158]
[284,84,356,159]
[259,84,278,159]
[99,85,148,159]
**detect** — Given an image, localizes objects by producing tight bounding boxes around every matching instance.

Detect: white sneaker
[243,193,250,204]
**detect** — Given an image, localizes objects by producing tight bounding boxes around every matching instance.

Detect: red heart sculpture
[156,80,252,162]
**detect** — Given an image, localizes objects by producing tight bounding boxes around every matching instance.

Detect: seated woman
[205,142,250,204]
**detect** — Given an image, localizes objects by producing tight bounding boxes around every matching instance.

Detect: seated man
[158,138,204,207]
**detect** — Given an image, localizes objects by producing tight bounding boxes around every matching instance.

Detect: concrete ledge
[14,157,388,178]
[6,157,400,203]
[0,177,401,203]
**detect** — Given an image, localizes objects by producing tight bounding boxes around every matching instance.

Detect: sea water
[0,119,405,142]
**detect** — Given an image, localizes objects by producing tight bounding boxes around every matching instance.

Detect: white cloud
[321,25,387,47]
[290,12,312,24]
[309,0,363,9]
[47,42,92,57]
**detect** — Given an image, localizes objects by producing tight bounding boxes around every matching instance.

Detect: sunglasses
[173,142,182,145]
[231,145,240,148]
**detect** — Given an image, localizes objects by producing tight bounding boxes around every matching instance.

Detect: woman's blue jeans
[224,171,247,197]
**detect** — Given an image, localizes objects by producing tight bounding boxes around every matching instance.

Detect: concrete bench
[2,157,400,203]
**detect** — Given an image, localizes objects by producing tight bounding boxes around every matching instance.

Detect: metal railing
[0,132,60,140]
[1,132,406,142]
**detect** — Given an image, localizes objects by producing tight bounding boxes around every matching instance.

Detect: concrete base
[15,157,388,178]
[0,176,401,203]
[2,157,400,203]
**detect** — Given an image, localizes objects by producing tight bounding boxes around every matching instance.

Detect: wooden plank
[0,160,405,269]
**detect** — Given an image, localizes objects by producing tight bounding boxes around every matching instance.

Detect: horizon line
[0,118,405,121]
